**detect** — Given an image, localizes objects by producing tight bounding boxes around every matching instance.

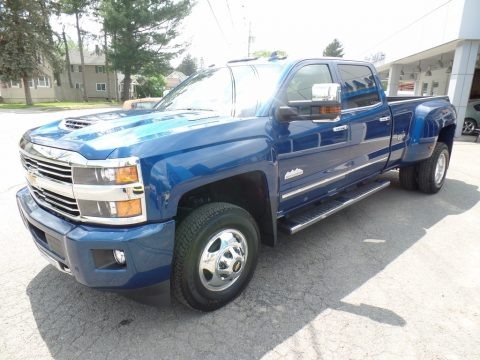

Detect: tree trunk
[75,12,88,102]
[121,68,131,101]
[62,29,74,88]
[113,31,119,101]
[22,76,33,105]
[103,24,111,101]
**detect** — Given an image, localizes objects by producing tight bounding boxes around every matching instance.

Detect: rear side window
[338,64,380,109]
[287,64,332,102]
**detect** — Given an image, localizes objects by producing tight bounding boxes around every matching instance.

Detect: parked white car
[463,99,480,135]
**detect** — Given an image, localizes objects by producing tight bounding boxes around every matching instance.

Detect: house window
[71,65,82,72]
[95,66,105,73]
[75,82,82,89]
[96,83,106,91]
[28,79,34,88]
[37,75,49,87]
[10,80,20,88]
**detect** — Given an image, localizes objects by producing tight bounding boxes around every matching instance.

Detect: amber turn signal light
[115,166,139,184]
[116,199,142,217]
[319,105,341,114]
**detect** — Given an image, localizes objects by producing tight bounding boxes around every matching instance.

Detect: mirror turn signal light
[319,105,341,114]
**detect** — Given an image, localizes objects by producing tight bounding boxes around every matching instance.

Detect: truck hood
[25,109,230,159]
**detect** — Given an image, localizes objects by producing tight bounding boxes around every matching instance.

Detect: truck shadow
[26,174,479,359]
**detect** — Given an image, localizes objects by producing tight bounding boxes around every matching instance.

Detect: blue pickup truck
[16,57,456,311]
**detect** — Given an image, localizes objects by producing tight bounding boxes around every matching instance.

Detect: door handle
[379,116,391,122]
[333,125,348,132]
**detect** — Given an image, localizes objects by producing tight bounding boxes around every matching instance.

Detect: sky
[57,0,451,67]
[176,0,451,65]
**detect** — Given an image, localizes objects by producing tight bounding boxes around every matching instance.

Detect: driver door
[274,61,355,213]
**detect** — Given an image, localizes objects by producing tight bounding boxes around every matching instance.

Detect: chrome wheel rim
[463,120,475,134]
[434,152,447,185]
[198,229,248,292]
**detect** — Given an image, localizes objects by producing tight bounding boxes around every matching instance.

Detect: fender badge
[285,168,304,180]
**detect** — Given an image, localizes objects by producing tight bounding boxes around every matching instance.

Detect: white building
[368,0,480,136]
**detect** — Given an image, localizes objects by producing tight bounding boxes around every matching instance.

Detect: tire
[462,118,477,135]
[417,142,450,194]
[399,165,418,190]
[172,202,260,311]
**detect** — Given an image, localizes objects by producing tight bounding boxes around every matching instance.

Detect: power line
[205,0,229,44]
[361,0,453,56]
[225,0,235,30]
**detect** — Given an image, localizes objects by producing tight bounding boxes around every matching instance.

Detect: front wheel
[172,202,259,311]
[417,142,450,194]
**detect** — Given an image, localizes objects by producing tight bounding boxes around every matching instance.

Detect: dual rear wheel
[399,142,450,194]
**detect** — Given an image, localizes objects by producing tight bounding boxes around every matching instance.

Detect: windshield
[156,68,233,115]
[156,64,284,116]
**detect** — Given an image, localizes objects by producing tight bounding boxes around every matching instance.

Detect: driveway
[0,109,479,359]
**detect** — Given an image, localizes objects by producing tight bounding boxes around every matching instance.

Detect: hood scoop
[59,111,132,130]
[61,117,99,130]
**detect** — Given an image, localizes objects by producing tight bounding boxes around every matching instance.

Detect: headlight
[73,165,139,185]
[72,158,146,223]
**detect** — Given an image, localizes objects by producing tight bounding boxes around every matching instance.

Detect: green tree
[323,39,344,58]
[136,74,165,97]
[176,54,197,76]
[0,0,62,105]
[60,0,92,101]
[101,0,192,101]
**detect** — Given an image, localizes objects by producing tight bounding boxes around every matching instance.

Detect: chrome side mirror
[312,83,341,103]
[276,83,342,122]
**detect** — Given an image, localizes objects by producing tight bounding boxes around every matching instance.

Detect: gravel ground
[0,108,479,360]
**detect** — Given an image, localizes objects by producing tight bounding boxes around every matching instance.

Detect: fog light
[113,249,126,265]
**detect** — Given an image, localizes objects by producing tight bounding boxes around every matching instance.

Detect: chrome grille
[21,153,72,183]
[30,185,80,216]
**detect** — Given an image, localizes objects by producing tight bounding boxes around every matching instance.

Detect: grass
[0,101,120,110]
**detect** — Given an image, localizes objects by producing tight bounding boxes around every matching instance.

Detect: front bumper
[16,187,175,290]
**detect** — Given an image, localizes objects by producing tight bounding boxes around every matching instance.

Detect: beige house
[0,49,127,103]
[60,49,117,101]
[0,55,58,103]
[165,71,187,90]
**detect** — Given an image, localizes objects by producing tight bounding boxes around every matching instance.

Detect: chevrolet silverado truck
[16,57,457,311]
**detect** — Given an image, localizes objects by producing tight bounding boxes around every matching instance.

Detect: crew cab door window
[287,64,333,101]
[337,65,380,109]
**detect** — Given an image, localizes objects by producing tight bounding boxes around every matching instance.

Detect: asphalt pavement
[0,108,479,360]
